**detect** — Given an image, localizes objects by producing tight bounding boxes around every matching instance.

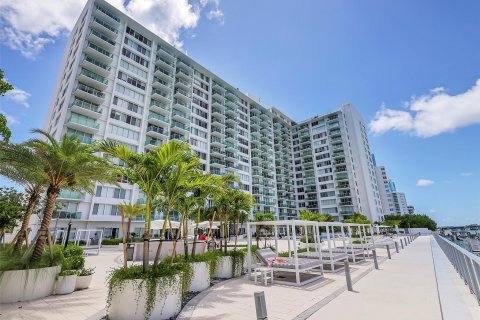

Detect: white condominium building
[375,165,409,216]
[44,0,385,237]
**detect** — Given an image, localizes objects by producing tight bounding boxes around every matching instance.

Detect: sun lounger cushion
[256,248,322,270]
[298,251,347,261]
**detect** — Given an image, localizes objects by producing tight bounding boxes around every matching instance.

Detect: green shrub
[0,244,65,272]
[64,245,83,258]
[78,267,95,276]
[300,237,315,243]
[62,245,85,271]
[101,238,123,245]
[58,270,77,277]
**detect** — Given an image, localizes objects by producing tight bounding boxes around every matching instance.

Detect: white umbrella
[150,220,180,230]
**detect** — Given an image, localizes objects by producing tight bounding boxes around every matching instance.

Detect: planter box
[214,256,233,279]
[188,262,210,292]
[55,274,77,295]
[75,275,93,290]
[0,266,61,303]
[108,275,182,320]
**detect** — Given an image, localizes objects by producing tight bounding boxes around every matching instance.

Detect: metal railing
[433,233,480,305]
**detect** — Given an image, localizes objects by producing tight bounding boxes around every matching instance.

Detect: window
[120,60,148,79]
[192,118,207,129]
[95,186,131,199]
[193,87,208,100]
[118,71,146,90]
[109,124,139,140]
[92,203,120,216]
[321,199,337,206]
[112,96,143,114]
[124,37,151,56]
[115,84,145,103]
[191,127,207,139]
[192,107,208,119]
[125,26,152,46]
[110,110,141,127]
[189,138,207,151]
[192,97,208,110]
[122,48,149,68]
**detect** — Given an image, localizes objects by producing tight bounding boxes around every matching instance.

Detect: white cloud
[5,88,30,108]
[417,179,434,187]
[460,172,473,176]
[369,80,480,137]
[0,0,223,58]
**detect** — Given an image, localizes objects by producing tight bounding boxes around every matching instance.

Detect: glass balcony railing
[59,190,85,200]
[172,110,189,120]
[72,98,101,113]
[93,17,118,34]
[153,77,173,89]
[154,66,174,78]
[171,120,189,131]
[53,211,82,219]
[152,89,172,100]
[80,68,108,84]
[148,112,167,123]
[95,5,120,22]
[87,42,113,58]
[89,29,115,46]
[147,125,166,136]
[68,113,100,129]
[77,83,105,98]
[156,56,175,67]
[84,55,111,71]
[150,99,171,112]
[145,139,162,147]
[174,88,191,99]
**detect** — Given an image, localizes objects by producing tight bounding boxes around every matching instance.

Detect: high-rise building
[375,165,409,216]
[44,0,385,237]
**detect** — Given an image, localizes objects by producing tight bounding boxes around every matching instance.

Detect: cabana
[246,220,324,286]
[321,222,367,264]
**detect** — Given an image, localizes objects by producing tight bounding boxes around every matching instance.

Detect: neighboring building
[375,165,409,216]
[44,0,386,238]
[407,205,415,214]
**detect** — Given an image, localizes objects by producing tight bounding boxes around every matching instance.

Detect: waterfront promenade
[0,236,478,320]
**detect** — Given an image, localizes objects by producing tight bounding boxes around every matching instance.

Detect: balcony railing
[68,113,99,129]
[93,17,118,34]
[72,98,101,114]
[53,211,82,219]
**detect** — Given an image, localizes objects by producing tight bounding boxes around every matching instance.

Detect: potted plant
[75,267,95,290]
[55,270,77,295]
[107,263,184,320]
[213,250,246,279]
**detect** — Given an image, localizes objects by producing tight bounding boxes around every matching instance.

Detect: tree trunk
[234,219,240,250]
[183,213,189,260]
[153,211,168,268]
[142,197,151,273]
[208,211,216,250]
[120,209,127,270]
[170,218,183,264]
[224,216,228,253]
[31,186,59,261]
[14,190,40,252]
[191,215,199,257]
[126,218,132,243]
[256,226,260,248]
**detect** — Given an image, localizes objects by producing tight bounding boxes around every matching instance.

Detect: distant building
[375,165,409,215]
[407,205,415,214]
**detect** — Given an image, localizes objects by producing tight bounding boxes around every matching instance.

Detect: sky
[0,0,479,226]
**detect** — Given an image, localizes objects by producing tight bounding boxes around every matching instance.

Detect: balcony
[67,113,99,134]
[170,133,186,142]
[87,28,116,50]
[224,141,236,151]
[157,45,176,61]
[84,42,113,63]
[225,133,236,142]
[210,137,224,146]
[210,147,225,157]
[211,127,225,137]
[154,66,174,82]
[151,88,172,105]
[174,88,192,101]
[225,115,236,125]
[148,112,168,126]
[175,77,192,91]
[176,68,192,81]
[210,168,226,176]
[81,55,111,77]
[78,68,108,90]
[212,91,224,101]
[172,110,190,123]
[210,158,225,167]
[94,4,121,26]
[53,211,82,219]
[145,137,163,148]
[146,125,168,139]
[211,117,225,128]
[91,17,118,39]
[152,77,173,93]
[58,190,85,200]
[74,83,105,104]
[173,98,191,113]
[170,120,189,134]
[70,98,102,119]
[150,99,171,116]
[336,173,349,181]
[155,55,175,71]
[176,58,194,72]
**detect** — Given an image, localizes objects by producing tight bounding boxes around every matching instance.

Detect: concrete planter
[214,256,233,279]
[188,262,210,292]
[0,266,61,303]
[108,275,182,320]
[75,275,93,290]
[55,274,77,295]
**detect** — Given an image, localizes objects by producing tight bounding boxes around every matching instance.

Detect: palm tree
[117,202,145,270]
[229,190,254,250]
[0,143,46,252]
[27,130,117,261]
[254,212,275,248]
[344,212,371,224]
[101,140,197,271]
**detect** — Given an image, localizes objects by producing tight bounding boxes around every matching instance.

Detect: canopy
[150,220,180,230]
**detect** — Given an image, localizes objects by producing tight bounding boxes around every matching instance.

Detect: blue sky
[1,0,479,226]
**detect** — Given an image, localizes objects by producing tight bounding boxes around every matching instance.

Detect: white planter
[188,262,210,292]
[0,266,61,303]
[55,274,77,295]
[214,256,233,279]
[108,275,182,320]
[75,275,93,290]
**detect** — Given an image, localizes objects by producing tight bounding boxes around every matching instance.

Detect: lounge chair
[256,248,323,270]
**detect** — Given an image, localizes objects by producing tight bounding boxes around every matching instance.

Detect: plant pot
[55,274,77,295]
[188,262,210,292]
[75,274,93,290]
[214,256,233,279]
[108,275,182,320]
[0,265,61,303]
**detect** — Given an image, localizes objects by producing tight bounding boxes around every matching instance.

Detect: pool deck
[0,236,478,320]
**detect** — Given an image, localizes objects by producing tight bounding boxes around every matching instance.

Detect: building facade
[375,165,409,216]
[44,0,385,238]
